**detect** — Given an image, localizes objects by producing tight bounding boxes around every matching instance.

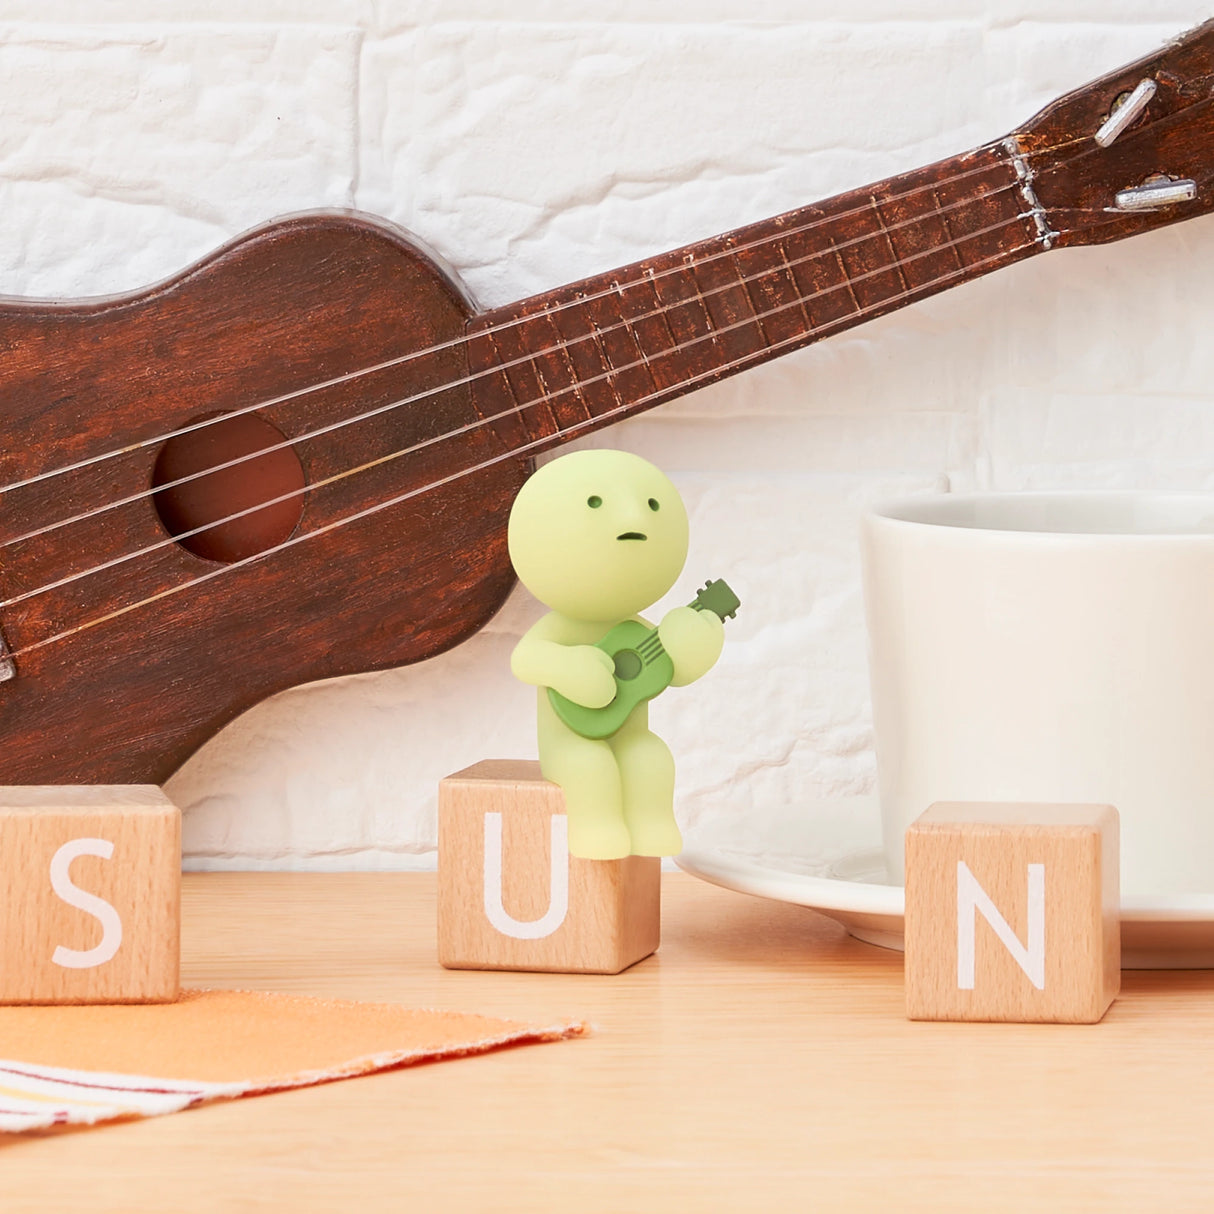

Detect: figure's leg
[538,697,630,860]
[610,710,681,857]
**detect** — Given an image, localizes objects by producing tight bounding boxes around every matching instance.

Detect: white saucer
[676,795,1214,969]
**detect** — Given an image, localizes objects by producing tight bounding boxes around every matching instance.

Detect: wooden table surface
[5,872,1214,1212]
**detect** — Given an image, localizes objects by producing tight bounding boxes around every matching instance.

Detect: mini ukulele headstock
[692,579,740,622]
[1013,19,1214,247]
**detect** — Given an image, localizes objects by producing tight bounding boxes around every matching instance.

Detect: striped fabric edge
[0,1061,234,1132]
[0,1019,586,1132]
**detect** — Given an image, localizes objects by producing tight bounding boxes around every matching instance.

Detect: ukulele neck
[634,630,667,667]
[467,140,1044,456]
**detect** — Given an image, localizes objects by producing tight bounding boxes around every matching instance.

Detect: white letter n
[956,860,1045,991]
[483,813,569,940]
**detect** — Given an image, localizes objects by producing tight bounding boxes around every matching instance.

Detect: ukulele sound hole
[151,413,306,564]
[613,650,643,681]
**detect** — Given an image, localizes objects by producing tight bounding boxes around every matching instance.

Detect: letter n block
[904,802,1120,1023]
[437,760,660,973]
[0,785,181,1004]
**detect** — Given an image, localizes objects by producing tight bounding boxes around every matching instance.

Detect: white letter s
[49,838,123,969]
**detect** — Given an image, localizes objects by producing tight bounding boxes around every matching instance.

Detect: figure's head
[508,449,690,621]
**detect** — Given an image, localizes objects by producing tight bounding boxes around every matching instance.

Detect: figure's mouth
[617,532,647,541]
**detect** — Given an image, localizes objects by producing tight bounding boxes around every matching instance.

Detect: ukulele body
[0,212,526,784]
[549,618,676,741]
[3,22,1214,784]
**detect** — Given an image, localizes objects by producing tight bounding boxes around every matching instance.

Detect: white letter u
[483,813,569,940]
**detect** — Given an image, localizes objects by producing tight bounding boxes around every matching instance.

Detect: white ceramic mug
[861,492,1214,897]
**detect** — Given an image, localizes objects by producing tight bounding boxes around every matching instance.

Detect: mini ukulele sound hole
[151,413,306,563]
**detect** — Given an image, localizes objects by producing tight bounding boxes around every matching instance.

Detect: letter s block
[0,786,180,1004]
[438,761,660,973]
[904,803,1120,1024]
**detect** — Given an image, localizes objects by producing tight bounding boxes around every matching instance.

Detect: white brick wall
[3,3,1212,868]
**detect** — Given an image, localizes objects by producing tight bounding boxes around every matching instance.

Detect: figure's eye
[648,498,660,512]
[587,495,602,508]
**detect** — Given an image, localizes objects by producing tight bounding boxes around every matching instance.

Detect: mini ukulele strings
[2,171,1028,556]
[0,147,1020,503]
[7,235,1036,659]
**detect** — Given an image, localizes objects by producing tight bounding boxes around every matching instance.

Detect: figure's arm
[511,619,616,708]
[658,606,725,687]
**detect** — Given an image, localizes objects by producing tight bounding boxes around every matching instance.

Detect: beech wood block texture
[0,785,181,1004]
[438,760,660,974]
[904,802,1120,1024]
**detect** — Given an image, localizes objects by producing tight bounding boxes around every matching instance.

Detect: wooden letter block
[0,785,181,1004]
[904,802,1120,1024]
[438,760,660,974]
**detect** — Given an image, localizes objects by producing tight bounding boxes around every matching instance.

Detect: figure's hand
[513,635,617,706]
[549,644,617,708]
[659,606,725,686]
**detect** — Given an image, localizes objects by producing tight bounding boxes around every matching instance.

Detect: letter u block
[437,760,661,973]
[904,802,1120,1024]
[0,785,181,1004]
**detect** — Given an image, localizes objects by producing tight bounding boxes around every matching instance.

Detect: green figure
[508,449,726,860]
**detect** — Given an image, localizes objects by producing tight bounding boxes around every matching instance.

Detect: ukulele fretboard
[466,142,1039,457]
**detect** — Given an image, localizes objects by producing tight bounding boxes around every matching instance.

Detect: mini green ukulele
[548,579,740,740]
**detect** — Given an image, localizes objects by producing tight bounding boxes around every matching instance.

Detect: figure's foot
[627,813,683,858]
[567,814,632,861]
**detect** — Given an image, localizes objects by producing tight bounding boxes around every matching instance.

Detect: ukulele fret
[870,196,913,296]
[646,259,721,379]
[740,235,813,348]
[481,319,560,441]
[588,293,658,407]
[614,270,683,392]
[683,245,767,365]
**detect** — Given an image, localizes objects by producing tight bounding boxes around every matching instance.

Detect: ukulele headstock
[1013,19,1214,248]
[693,579,740,622]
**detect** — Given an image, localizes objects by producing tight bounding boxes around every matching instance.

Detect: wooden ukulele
[3,23,1214,785]
[549,579,741,740]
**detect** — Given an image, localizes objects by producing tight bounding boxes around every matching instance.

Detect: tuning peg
[1115,176,1198,211]
[1095,78,1156,148]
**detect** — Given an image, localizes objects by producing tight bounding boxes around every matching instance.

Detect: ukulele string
[0,147,1024,501]
[2,173,1030,555]
[0,209,1036,612]
[0,87,1163,507]
[5,233,1036,655]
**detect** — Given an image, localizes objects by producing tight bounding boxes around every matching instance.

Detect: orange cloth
[0,988,586,1132]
